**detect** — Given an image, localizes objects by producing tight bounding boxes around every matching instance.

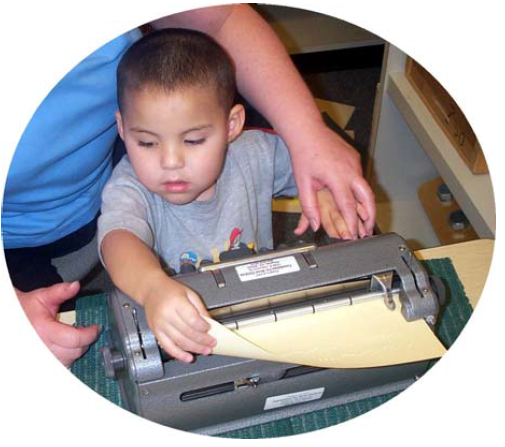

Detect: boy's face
[116,86,244,205]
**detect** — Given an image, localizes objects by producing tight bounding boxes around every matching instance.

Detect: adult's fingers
[37,282,81,315]
[50,344,89,368]
[46,320,100,349]
[295,177,321,232]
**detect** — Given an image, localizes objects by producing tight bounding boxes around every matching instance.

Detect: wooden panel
[418,177,478,245]
[406,58,488,174]
[387,72,495,238]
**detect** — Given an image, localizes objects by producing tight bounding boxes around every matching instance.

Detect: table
[415,238,494,309]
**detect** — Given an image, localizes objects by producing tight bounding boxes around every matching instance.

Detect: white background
[1,1,503,445]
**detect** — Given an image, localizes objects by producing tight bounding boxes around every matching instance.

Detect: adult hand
[289,123,375,239]
[295,188,367,239]
[16,281,100,367]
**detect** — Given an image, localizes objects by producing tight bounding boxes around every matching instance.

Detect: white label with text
[263,388,325,411]
[235,256,300,282]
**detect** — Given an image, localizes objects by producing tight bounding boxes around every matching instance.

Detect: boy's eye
[138,141,157,148]
[185,138,206,146]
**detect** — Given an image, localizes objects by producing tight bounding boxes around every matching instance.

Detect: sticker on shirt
[179,251,200,273]
[235,255,300,282]
[180,251,199,266]
[228,227,243,250]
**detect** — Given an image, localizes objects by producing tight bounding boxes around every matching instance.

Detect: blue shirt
[2,28,142,249]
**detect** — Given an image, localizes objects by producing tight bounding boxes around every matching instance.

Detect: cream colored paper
[206,297,446,368]
[315,98,355,129]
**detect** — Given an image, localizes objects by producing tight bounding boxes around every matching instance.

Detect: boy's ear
[115,111,125,140]
[227,104,245,143]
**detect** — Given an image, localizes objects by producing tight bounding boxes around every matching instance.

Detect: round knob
[100,346,125,380]
[437,183,453,203]
[429,275,446,307]
[449,210,469,231]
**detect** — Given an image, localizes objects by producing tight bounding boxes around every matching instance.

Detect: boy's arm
[101,230,215,363]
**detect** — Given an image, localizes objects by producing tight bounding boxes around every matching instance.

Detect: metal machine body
[101,233,443,434]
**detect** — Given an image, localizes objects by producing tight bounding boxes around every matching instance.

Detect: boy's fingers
[321,211,338,238]
[330,210,351,238]
[159,322,212,359]
[294,213,310,235]
[329,189,358,240]
[170,326,212,356]
[357,203,368,222]
[351,179,376,236]
[176,301,210,333]
[172,309,215,347]
[157,331,194,363]
[358,219,367,238]
[186,292,211,319]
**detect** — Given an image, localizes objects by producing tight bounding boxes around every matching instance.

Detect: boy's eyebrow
[182,124,213,134]
[129,128,160,138]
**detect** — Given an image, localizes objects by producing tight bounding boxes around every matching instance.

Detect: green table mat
[71,258,472,438]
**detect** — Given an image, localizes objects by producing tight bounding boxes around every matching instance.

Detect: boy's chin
[160,194,195,206]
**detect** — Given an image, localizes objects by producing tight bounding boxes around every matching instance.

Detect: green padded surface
[71,258,472,438]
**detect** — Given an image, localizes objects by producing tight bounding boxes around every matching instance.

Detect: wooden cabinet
[368,45,495,249]
[254,5,495,250]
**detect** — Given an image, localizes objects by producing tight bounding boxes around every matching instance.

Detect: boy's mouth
[162,181,190,193]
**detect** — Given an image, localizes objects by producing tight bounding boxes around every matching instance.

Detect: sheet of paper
[314,98,355,129]
[206,297,446,368]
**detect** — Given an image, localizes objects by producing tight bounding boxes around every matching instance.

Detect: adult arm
[17,282,100,367]
[152,4,375,238]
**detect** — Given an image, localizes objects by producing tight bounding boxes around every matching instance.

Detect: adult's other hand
[17,281,100,367]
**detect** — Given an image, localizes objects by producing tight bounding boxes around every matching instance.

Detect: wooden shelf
[387,72,495,238]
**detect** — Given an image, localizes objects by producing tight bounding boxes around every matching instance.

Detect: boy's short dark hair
[117,28,236,113]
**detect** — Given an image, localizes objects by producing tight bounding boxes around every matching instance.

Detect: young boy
[98,28,356,364]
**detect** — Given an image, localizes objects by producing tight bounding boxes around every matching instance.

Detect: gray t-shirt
[98,130,297,272]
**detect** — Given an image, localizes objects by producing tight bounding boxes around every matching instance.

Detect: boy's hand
[294,189,367,239]
[143,274,216,363]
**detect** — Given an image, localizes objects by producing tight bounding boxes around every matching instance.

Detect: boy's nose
[160,146,184,170]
